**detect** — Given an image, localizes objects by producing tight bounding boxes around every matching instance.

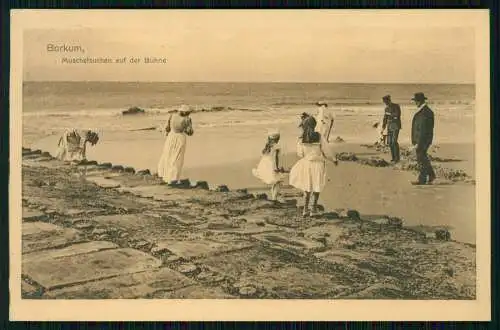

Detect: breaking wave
[22,106,264,118]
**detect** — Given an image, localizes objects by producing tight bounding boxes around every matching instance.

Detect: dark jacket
[411,104,434,148]
[382,103,402,131]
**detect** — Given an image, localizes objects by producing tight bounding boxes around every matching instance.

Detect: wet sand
[185,142,476,244]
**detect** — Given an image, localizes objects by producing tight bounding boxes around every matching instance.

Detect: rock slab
[22,208,47,221]
[23,248,162,290]
[157,239,254,260]
[86,176,121,188]
[22,222,83,253]
[254,233,325,251]
[23,241,118,263]
[44,267,195,299]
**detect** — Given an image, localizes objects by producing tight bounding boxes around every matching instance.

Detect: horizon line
[22,80,476,85]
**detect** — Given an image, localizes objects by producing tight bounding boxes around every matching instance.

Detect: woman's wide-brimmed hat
[178,104,193,114]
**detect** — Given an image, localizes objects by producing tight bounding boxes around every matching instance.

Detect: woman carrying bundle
[289,115,337,217]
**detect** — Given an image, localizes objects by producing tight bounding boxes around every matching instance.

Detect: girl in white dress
[252,129,285,201]
[289,116,337,217]
[157,105,194,184]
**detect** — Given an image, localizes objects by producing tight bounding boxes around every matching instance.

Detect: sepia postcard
[10,9,491,321]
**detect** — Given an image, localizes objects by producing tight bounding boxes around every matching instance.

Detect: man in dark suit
[411,92,436,185]
[381,95,402,162]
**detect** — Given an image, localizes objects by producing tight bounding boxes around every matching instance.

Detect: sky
[19,10,482,83]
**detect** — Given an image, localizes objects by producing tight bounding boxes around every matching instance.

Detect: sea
[23,81,475,114]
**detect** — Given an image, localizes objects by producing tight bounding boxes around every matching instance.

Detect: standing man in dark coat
[381,95,402,163]
[410,92,436,185]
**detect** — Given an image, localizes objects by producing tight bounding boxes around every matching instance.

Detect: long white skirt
[157,132,187,183]
[289,158,326,193]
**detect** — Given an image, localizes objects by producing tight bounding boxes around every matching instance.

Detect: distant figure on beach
[381,95,402,162]
[56,129,99,162]
[290,116,337,217]
[252,129,286,201]
[410,92,436,185]
[157,105,194,184]
[315,102,334,140]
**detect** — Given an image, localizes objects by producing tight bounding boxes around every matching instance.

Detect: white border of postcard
[9,9,491,321]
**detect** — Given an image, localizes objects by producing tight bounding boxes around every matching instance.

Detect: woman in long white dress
[56,129,99,162]
[315,101,335,139]
[157,105,194,184]
[252,129,286,201]
[289,116,337,217]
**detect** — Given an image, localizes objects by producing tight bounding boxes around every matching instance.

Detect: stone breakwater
[122,105,263,116]
[20,147,476,299]
[336,143,475,184]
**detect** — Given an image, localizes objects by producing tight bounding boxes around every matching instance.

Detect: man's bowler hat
[411,92,428,102]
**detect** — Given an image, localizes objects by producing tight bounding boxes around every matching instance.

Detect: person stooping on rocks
[56,128,99,163]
